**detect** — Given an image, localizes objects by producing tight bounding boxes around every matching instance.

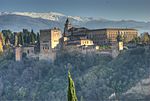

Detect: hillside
[0,12,150,33]
[0,47,150,101]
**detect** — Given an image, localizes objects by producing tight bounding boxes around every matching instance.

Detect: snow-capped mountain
[0,12,150,33]
[12,12,66,21]
[8,12,92,22]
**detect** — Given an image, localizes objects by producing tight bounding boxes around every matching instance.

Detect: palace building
[63,19,138,46]
[86,28,138,45]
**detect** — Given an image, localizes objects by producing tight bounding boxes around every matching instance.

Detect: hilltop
[0,47,150,101]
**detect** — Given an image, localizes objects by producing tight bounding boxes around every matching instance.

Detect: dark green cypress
[30,29,36,44]
[68,71,78,101]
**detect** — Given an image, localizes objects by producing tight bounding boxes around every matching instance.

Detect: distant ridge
[0,12,150,33]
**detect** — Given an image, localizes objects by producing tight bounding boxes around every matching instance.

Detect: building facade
[63,19,138,47]
[86,28,138,45]
[39,28,61,61]
[15,47,22,61]
[40,28,61,51]
[22,45,39,59]
[67,39,94,46]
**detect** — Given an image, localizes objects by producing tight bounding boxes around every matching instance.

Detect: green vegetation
[1,29,39,47]
[68,71,78,101]
[0,47,149,101]
[98,45,111,50]
[130,32,150,45]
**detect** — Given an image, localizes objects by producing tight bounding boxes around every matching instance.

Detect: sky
[0,0,149,22]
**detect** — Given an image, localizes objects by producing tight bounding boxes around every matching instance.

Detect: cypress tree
[18,33,21,45]
[27,32,30,44]
[20,33,24,45]
[14,33,18,46]
[36,33,40,52]
[68,71,78,101]
[0,32,4,53]
[30,29,36,44]
[18,32,24,45]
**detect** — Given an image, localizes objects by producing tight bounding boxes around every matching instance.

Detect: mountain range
[0,12,150,33]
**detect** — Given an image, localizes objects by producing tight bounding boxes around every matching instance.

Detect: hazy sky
[0,0,149,21]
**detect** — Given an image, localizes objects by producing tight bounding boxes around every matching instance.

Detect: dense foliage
[0,47,150,101]
[1,29,39,46]
[68,71,78,101]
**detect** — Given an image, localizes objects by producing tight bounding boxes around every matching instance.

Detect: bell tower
[64,18,72,36]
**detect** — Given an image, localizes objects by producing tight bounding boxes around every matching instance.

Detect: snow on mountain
[12,12,66,21]
[6,12,92,22]
[0,11,150,33]
[0,12,11,15]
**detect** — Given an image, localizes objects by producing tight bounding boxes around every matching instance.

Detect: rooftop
[89,28,138,31]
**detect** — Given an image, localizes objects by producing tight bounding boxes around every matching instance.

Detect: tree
[23,29,30,45]
[18,32,24,45]
[2,30,13,45]
[20,32,24,45]
[14,33,18,46]
[68,70,78,101]
[30,29,36,44]
[117,34,123,42]
[130,36,141,44]
[123,35,128,44]
[142,32,150,44]
[4,35,11,49]
[9,31,15,45]
[36,32,40,52]
[0,32,4,53]
[2,30,12,37]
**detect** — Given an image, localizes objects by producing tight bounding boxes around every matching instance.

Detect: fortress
[63,19,138,46]
[38,19,138,61]
[13,18,138,61]
[39,28,61,61]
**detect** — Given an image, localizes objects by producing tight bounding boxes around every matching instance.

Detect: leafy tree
[123,35,128,44]
[2,30,12,37]
[142,32,150,44]
[130,36,141,44]
[117,34,123,42]
[68,70,78,101]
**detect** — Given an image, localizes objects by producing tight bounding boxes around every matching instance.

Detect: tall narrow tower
[64,18,72,37]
